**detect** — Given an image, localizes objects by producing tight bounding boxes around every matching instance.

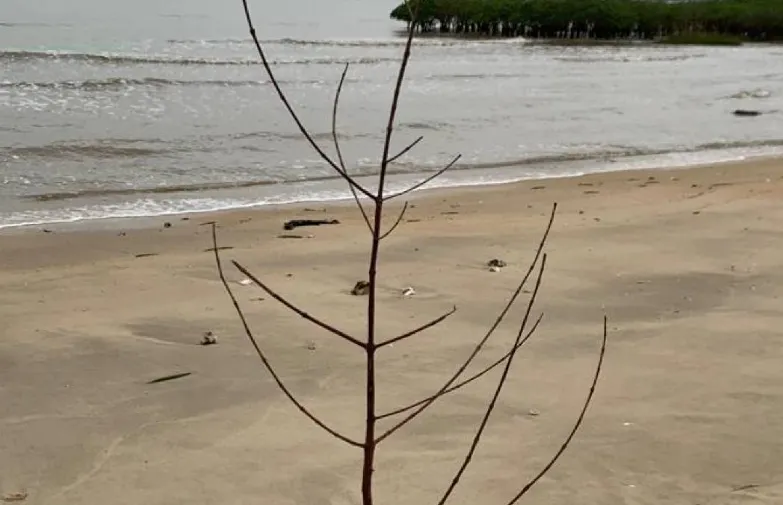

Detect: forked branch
[388,135,424,163]
[332,63,373,233]
[505,316,608,505]
[240,0,375,201]
[379,201,410,240]
[232,261,365,349]
[385,154,462,201]
[377,305,458,349]
[375,203,557,443]
[376,0,423,198]
[436,253,548,504]
[210,223,363,448]
[377,313,543,420]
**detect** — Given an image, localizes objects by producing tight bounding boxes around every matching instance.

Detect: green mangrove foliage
[390,0,783,41]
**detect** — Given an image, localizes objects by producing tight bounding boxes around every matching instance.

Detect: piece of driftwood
[283,219,340,231]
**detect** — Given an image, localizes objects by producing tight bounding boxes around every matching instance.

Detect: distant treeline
[389,0,783,41]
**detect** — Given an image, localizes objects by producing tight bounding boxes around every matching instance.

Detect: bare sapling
[210,1,608,503]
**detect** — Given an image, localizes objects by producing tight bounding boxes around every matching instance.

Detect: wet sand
[2,157,783,505]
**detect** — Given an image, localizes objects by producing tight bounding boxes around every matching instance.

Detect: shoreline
[3,152,782,236]
[3,153,781,237]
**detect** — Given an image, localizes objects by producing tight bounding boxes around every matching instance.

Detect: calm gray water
[2,0,783,228]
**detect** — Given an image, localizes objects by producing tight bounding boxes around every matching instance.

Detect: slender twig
[240,0,375,201]
[232,261,365,349]
[377,313,543,419]
[332,62,373,234]
[211,224,362,448]
[506,315,608,505]
[384,154,462,201]
[379,201,409,240]
[436,254,548,505]
[388,135,424,164]
[377,4,418,197]
[375,203,557,444]
[377,305,457,349]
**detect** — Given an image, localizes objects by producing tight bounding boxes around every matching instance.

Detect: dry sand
[2,158,783,505]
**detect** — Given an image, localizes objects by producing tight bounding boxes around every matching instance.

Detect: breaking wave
[17,138,783,203]
[0,76,360,91]
[0,21,71,27]
[0,49,397,66]
[555,53,705,63]
[5,144,172,159]
[724,89,772,100]
[1,71,532,92]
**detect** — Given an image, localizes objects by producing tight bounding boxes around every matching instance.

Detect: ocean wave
[0,50,398,66]
[0,191,360,230]
[229,130,373,142]
[555,53,705,63]
[696,139,783,150]
[0,21,71,27]
[398,121,450,131]
[425,72,525,82]
[393,139,783,171]
[18,138,783,203]
[5,143,174,159]
[26,179,278,202]
[724,89,772,100]
[0,71,522,91]
[0,76,361,91]
[1,171,539,230]
[4,140,783,230]
[3,131,371,161]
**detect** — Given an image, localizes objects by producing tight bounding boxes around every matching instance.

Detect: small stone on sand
[351,281,370,296]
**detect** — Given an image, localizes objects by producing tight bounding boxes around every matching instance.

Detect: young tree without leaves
[210,1,608,503]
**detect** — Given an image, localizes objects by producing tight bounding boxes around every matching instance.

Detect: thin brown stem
[211,224,362,448]
[388,135,424,164]
[375,203,557,444]
[232,261,365,349]
[377,313,543,420]
[379,201,409,240]
[506,315,608,505]
[240,0,375,201]
[436,254,548,505]
[377,6,418,196]
[332,62,373,234]
[362,5,420,503]
[377,305,457,349]
[384,154,461,202]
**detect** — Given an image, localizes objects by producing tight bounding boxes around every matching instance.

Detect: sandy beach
[2,158,783,505]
